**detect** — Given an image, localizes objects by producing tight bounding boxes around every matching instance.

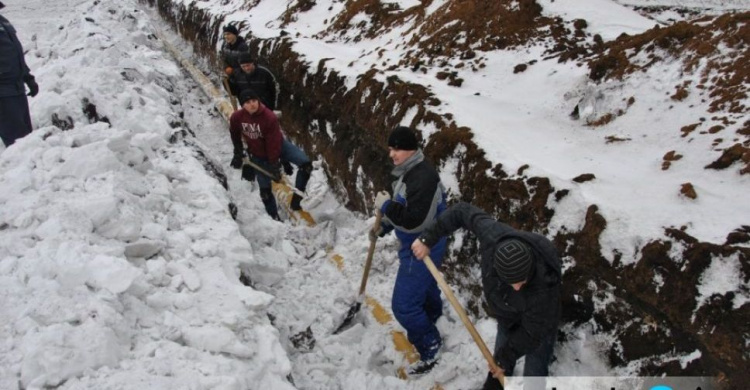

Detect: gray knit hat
[494,239,533,284]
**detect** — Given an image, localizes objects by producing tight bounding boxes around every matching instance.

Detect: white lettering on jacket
[241,122,263,140]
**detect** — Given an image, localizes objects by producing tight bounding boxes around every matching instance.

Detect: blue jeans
[392,237,447,362]
[252,139,310,216]
[493,323,555,389]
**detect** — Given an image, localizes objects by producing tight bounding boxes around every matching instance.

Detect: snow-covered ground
[1,0,747,389]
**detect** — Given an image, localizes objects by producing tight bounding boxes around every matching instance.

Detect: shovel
[423,254,505,386]
[333,210,383,334]
[242,158,305,198]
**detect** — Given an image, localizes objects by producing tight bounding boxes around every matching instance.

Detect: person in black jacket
[229,53,278,111]
[220,24,248,75]
[372,126,448,375]
[0,1,38,147]
[411,202,561,390]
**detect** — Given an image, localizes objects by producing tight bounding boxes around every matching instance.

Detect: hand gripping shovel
[423,255,506,386]
[242,158,305,198]
[333,210,383,334]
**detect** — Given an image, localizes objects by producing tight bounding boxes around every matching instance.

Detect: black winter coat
[220,37,249,70]
[229,65,277,110]
[420,202,561,369]
[0,14,30,97]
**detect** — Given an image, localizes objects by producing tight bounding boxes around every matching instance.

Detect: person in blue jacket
[372,126,448,375]
[0,1,39,147]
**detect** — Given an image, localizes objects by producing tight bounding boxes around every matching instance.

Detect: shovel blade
[333,301,362,334]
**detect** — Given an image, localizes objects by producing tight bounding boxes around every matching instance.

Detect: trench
[141,0,749,388]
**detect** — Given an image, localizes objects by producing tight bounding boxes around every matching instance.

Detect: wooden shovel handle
[358,210,382,296]
[423,255,505,384]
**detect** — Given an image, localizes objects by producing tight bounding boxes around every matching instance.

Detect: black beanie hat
[239,89,260,105]
[223,24,239,36]
[387,126,418,151]
[493,239,533,284]
[238,53,254,65]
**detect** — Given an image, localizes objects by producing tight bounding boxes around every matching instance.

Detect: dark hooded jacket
[419,202,561,369]
[0,13,31,97]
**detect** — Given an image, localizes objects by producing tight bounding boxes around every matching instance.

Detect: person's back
[413,201,561,389]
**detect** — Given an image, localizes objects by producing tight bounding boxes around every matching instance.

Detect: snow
[696,253,750,314]
[538,0,659,40]
[1,0,747,389]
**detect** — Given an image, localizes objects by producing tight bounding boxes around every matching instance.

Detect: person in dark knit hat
[230,52,278,110]
[220,23,248,101]
[412,202,561,390]
[387,125,419,151]
[371,126,448,375]
[222,24,239,36]
[228,89,312,219]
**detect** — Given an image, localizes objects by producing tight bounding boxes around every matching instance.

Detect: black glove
[24,75,39,97]
[282,160,294,176]
[269,161,282,182]
[230,152,244,169]
[241,164,255,181]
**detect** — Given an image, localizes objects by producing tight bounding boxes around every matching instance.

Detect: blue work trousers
[392,237,447,362]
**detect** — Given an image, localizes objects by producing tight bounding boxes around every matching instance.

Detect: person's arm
[262,115,283,163]
[418,202,499,247]
[229,113,244,154]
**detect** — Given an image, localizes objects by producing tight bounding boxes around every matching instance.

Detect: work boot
[407,358,437,376]
[290,193,303,211]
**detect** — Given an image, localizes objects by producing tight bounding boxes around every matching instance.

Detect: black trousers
[0,94,32,147]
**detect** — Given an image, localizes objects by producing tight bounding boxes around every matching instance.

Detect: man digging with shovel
[370,126,448,375]
[229,89,312,221]
[411,202,561,389]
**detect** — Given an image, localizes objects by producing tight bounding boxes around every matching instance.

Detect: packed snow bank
[0,0,293,388]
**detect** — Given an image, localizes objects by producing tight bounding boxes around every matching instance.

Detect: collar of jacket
[391,149,424,177]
